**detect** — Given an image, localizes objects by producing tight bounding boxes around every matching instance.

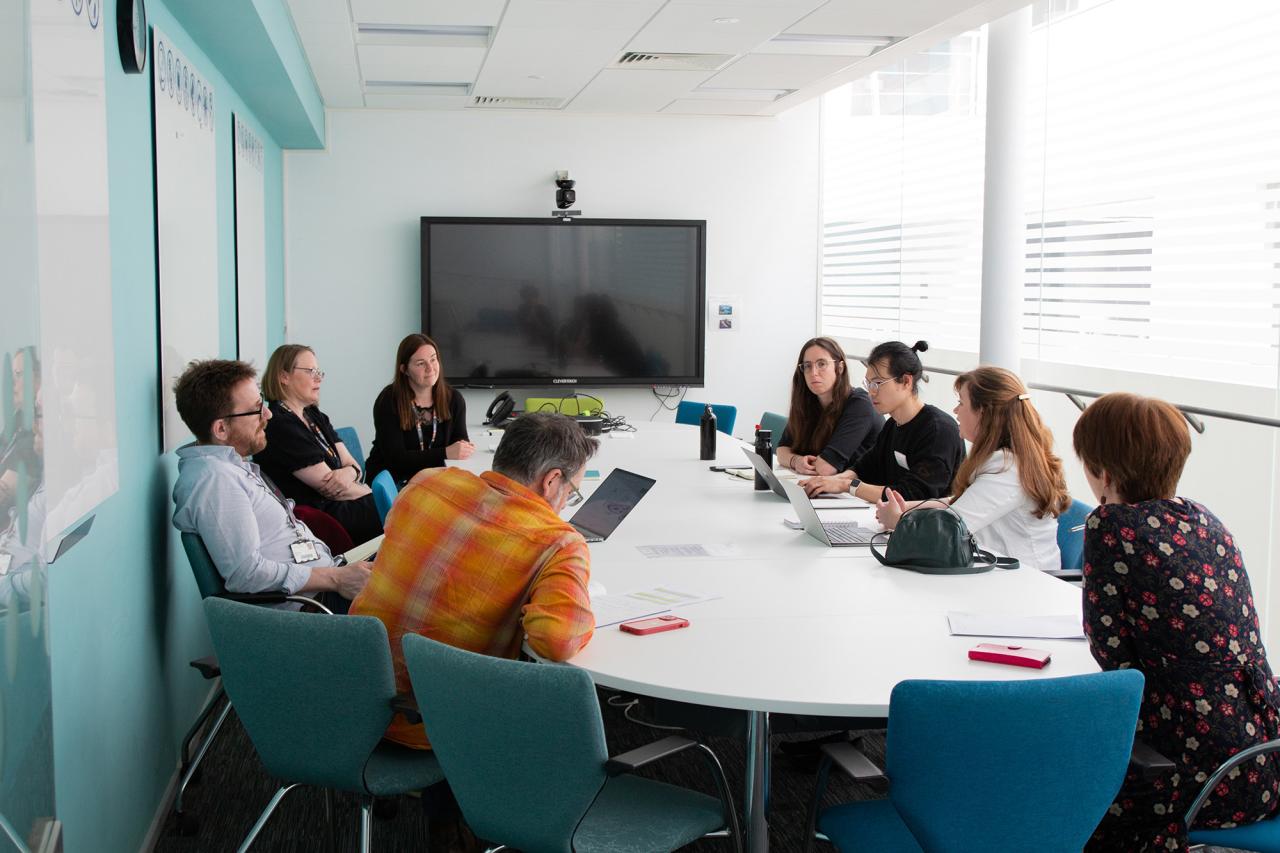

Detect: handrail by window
[851,356,1280,435]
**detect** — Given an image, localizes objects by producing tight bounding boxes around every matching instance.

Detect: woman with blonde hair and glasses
[255,343,382,544]
[776,337,882,476]
[872,366,1071,572]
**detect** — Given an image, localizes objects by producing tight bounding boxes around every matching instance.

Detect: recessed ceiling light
[713,17,739,24]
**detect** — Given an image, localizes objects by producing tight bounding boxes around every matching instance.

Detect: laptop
[569,468,656,543]
[779,479,877,547]
[740,447,851,502]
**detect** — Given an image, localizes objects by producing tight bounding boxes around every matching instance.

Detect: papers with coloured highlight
[635,543,742,558]
[592,585,718,628]
[946,611,1085,640]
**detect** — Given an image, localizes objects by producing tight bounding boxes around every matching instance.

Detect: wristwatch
[847,477,862,494]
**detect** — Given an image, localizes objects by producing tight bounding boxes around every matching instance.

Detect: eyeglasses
[863,375,900,393]
[292,367,325,381]
[797,359,834,374]
[565,479,584,507]
[221,397,267,420]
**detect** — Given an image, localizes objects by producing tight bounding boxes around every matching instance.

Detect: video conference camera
[555,170,576,209]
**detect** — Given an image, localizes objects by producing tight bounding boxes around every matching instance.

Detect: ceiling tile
[662,98,771,115]
[357,44,486,83]
[706,52,853,89]
[349,0,506,26]
[285,0,351,23]
[627,1,824,55]
[566,67,712,113]
[363,91,472,109]
[785,0,970,39]
[288,17,364,107]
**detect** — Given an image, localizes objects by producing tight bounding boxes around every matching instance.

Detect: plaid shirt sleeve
[522,534,595,661]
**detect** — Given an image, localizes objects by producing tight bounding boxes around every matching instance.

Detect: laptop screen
[569,468,656,539]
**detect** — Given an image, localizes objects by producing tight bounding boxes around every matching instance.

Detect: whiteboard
[154,30,219,452]
[234,115,268,372]
[30,0,120,540]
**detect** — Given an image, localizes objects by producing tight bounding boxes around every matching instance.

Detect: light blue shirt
[172,443,331,595]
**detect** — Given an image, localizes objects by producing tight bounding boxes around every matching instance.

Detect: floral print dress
[1083,498,1280,851]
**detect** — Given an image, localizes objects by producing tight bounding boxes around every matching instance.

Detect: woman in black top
[776,337,882,476]
[801,340,964,502]
[255,344,382,545]
[365,334,474,485]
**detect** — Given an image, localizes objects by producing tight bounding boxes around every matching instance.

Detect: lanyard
[283,403,337,459]
[414,406,438,451]
[248,468,302,536]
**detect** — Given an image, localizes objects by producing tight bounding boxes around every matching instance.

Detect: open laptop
[779,479,877,547]
[741,447,852,502]
[569,468,656,543]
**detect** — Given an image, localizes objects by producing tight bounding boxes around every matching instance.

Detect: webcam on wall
[553,170,581,220]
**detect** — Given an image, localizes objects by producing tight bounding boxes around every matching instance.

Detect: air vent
[470,95,565,110]
[612,52,734,72]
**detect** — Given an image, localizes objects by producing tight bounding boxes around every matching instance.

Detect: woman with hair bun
[801,340,964,503]
[872,365,1070,572]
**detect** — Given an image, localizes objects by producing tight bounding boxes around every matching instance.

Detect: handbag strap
[974,547,1020,570]
[869,531,891,565]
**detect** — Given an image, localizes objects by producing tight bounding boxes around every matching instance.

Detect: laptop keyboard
[825,523,874,545]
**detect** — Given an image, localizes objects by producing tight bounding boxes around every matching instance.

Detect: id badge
[290,539,320,563]
[894,450,909,469]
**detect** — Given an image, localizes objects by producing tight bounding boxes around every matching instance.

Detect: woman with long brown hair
[365,333,474,484]
[873,365,1070,572]
[776,337,881,476]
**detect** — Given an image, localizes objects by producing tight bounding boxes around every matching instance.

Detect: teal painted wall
[47,1,290,849]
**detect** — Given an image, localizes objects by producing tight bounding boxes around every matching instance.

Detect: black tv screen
[421,217,705,387]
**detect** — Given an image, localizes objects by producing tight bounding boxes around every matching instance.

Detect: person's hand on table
[800,470,854,497]
[446,440,476,460]
[875,488,909,530]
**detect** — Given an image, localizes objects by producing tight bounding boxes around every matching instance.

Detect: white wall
[284,105,820,445]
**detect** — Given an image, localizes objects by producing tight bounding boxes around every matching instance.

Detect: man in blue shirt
[171,359,370,608]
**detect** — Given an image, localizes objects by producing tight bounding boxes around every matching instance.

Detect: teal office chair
[675,400,737,435]
[172,533,330,835]
[759,411,787,443]
[1184,738,1280,851]
[1050,498,1093,581]
[335,426,365,471]
[806,670,1144,853]
[203,598,444,852]
[401,634,742,853]
[371,470,398,524]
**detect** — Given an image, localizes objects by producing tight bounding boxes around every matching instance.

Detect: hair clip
[1017,394,1031,401]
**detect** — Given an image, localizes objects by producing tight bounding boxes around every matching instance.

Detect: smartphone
[620,615,690,635]
[968,643,1051,669]
[709,465,751,472]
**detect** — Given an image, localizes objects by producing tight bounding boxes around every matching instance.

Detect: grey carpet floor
[152,688,884,852]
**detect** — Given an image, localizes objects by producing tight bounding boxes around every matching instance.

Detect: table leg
[745,710,770,853]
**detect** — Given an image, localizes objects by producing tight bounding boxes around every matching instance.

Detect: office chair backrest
[293,504,355,555]
[180,532,227,599]
[886,670,1143,853]
[371,470,397,524]
[203,597,396,793]
[759,411,787,442]
[1057,498,1093,572]
[675,400,737,435]
[401,634,608,853]
[334,426,365,470]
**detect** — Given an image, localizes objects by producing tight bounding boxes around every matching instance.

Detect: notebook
[569,468,656,543]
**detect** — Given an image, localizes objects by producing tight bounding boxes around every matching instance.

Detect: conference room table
[454,420,1098,852]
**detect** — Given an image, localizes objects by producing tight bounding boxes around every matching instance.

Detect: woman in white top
[874,366,1070,572]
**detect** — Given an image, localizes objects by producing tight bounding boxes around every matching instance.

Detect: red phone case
[620,615,690,635]
[968,643,1051,669]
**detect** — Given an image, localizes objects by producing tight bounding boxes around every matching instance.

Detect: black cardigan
[364,385,468,484]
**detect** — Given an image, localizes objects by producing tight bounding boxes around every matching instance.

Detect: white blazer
[949,449,1061,573]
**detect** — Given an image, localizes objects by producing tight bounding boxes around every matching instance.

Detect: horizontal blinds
[1023,0,1280,387]
[820,33,987,352]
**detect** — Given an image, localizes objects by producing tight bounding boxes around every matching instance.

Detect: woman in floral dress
[1074,392,1280,851]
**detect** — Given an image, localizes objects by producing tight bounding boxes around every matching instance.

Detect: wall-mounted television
[421,217,705,388]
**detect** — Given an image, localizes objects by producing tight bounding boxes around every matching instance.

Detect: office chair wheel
[172,811,199,837]
[372,797,399,820]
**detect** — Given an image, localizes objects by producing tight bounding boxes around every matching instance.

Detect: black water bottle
[753,426,773,491]
[699,404,717,460]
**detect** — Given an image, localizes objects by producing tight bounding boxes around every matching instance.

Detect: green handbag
[869,503,1019,575]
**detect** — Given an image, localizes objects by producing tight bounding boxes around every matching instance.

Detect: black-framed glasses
[221,397,267,420]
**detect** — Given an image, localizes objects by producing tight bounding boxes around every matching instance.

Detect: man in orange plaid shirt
[351,412,598,750]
